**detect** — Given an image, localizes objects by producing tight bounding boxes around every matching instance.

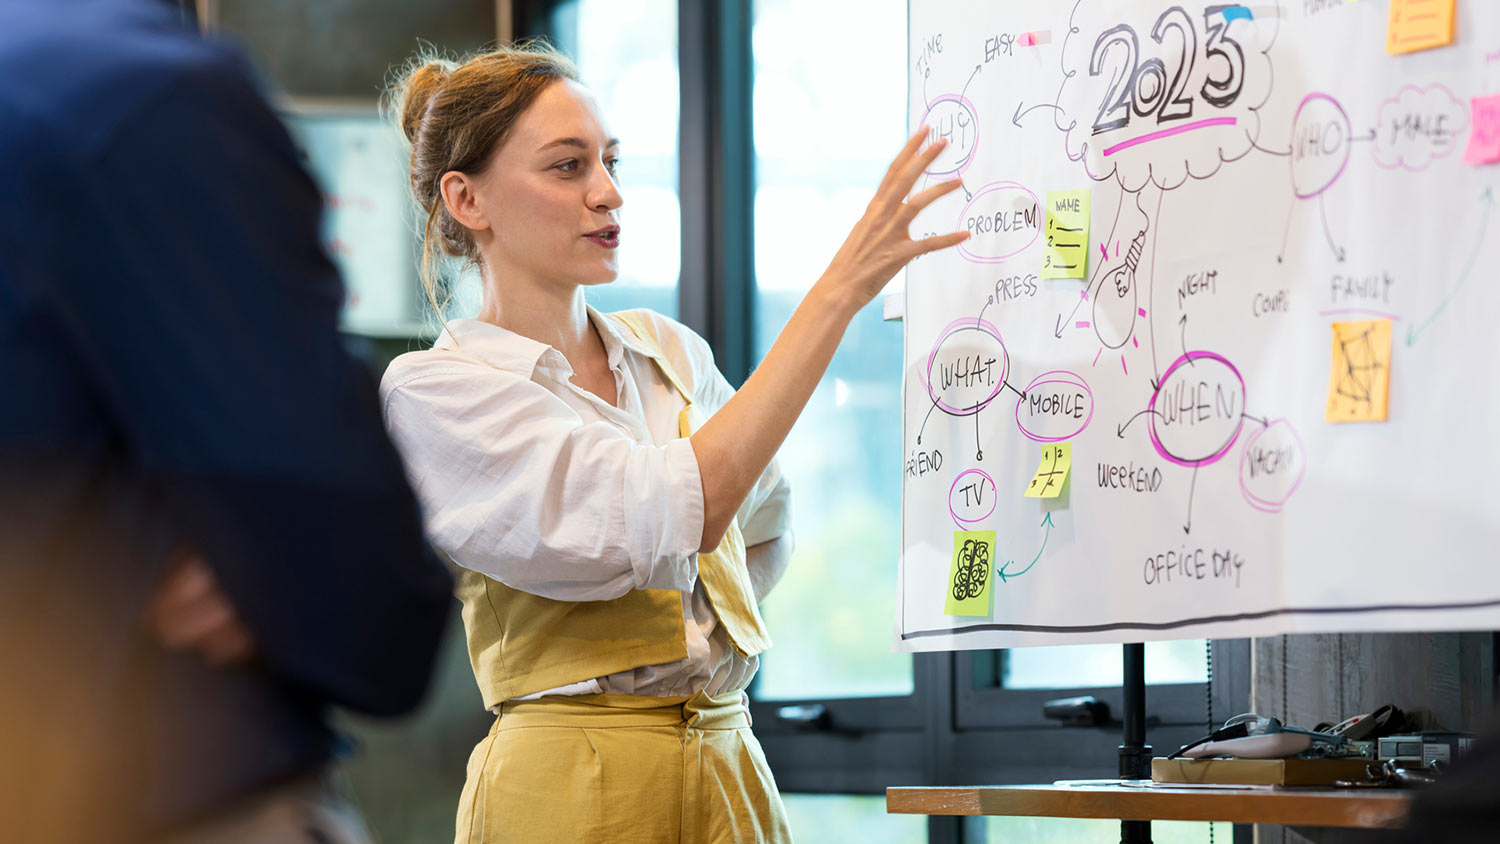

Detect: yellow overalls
[451,310,793,844]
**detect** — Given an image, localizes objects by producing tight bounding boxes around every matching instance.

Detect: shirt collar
[432,305,661,378]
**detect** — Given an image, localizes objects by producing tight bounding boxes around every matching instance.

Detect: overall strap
[607,310,773,657]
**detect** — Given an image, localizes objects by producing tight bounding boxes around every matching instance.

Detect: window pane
[782,795,924,844]
[1004,640,1209,689]
[751,0,911,700]
[283,109,422,337]
[557,0,680,318]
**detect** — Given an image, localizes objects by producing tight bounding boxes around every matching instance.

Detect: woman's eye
[605,157,621,176]
[555,159,579,173]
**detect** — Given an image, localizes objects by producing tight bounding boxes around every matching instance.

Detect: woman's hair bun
[397,60,454,145]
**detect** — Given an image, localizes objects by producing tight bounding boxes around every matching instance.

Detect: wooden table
[887,782,1412,829]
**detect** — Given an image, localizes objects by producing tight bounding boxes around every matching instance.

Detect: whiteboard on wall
[897,0,1500,651]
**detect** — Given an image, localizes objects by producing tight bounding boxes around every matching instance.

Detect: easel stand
[1119,642,1152,844]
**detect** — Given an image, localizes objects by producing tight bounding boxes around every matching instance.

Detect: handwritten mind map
[899,0,1500,651]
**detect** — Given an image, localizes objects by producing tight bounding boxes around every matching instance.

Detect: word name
[967,205,1037,237]
[1097,461,1163,493]
[992,274,1039,302]
[1144,547,1244,587]
[1252,289,1289,317]
[1330,271,1394,304]
[905,448,943,478]
[1159,380,1238,427]
[937,355,998,392]
[956,480,987,507]
[1244,443,1297,479]
[1386,112,1455,147]
[1029,390,1088,419]
[930,109,974,153]
[1178,269,1219,309]
[984,34,1015,62]
[915,33,942,79]
[1295,118,1345,161]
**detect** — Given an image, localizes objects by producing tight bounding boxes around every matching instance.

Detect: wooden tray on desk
[886,781,1412,828]
[1152,757,1377,787]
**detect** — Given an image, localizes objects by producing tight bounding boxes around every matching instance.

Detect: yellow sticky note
[1326,320,1392,422]
[1042,190,1090,279]
[945,530,995,616]
[1386,0,1455,55]
[1024,442,1071,499]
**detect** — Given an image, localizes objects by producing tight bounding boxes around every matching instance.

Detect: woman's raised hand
[817,127,970,310]
[691,128,969,552]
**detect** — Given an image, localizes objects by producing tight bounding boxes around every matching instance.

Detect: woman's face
[469,79,623,290]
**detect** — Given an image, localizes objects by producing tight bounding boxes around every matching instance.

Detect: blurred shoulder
[0,0,265,157]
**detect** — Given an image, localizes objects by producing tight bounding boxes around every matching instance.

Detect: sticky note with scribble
[1326,319,1392,422]
[945,530,995,616]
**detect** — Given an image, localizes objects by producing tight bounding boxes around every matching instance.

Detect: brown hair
[385,42,580,321]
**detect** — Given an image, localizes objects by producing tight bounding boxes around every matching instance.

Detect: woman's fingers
[885,139,951,208]
[877,126,933,196]
[908,230,970,258]
[902,178,965,220]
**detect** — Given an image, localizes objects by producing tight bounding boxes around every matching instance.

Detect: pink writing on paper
[1464,94,1500,165]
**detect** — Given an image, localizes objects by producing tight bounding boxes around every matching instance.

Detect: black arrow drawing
[1116,407,1167,438]
[1013,101,1064,128]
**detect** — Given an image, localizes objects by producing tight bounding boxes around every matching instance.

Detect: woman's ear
[440,171,491,233]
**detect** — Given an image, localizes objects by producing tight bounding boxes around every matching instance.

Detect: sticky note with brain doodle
[1326,319,1392,422]
[945,530,995,616]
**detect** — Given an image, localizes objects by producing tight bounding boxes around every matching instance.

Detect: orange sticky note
[1386,0,1456,55]
[1326,320,1392,423]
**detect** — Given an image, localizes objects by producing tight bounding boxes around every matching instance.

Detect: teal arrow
[998,512,1055,582]
[1406,187,1495,347]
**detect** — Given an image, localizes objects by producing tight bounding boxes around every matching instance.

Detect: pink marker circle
[1147,351,1246,468]
[949,468,998,528]
[924,318,1009,416]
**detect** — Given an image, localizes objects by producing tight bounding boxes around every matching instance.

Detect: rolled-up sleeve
[383,366,704,601]
[658,317,794,547]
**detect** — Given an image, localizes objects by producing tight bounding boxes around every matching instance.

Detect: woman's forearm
[690,281,859,552]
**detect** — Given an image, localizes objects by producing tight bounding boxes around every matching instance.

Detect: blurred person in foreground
[0,1,453,842]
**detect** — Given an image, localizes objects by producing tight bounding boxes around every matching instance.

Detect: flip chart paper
[900,0,1500,653]
[945,531,995,616]
[1024,443,1072,499]
[1042,189,1090,279]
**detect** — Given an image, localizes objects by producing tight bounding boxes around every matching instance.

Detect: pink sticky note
[1464,94,1500,165]
[1017,32,1034,47]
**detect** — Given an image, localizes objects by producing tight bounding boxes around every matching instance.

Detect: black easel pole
[1119,642,1152,844]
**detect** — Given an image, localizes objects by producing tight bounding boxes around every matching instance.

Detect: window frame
[514,3,1253,841]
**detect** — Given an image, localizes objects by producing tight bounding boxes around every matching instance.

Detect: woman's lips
[584,226,620,248]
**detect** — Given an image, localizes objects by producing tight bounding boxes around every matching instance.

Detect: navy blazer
[0,1,452,839]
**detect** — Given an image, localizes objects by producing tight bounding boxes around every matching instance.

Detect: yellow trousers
[454,692,794,844]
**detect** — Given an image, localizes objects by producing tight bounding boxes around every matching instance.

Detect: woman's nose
[589,164,623,212]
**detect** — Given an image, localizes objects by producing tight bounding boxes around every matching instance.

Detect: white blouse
[380,306,791,700]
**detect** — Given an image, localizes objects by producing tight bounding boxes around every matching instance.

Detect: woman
[380,43,965,843]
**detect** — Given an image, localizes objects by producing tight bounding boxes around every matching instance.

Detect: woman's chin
[579,268,620,286]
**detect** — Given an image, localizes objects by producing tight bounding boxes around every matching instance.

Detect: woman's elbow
[698,520,731,555]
